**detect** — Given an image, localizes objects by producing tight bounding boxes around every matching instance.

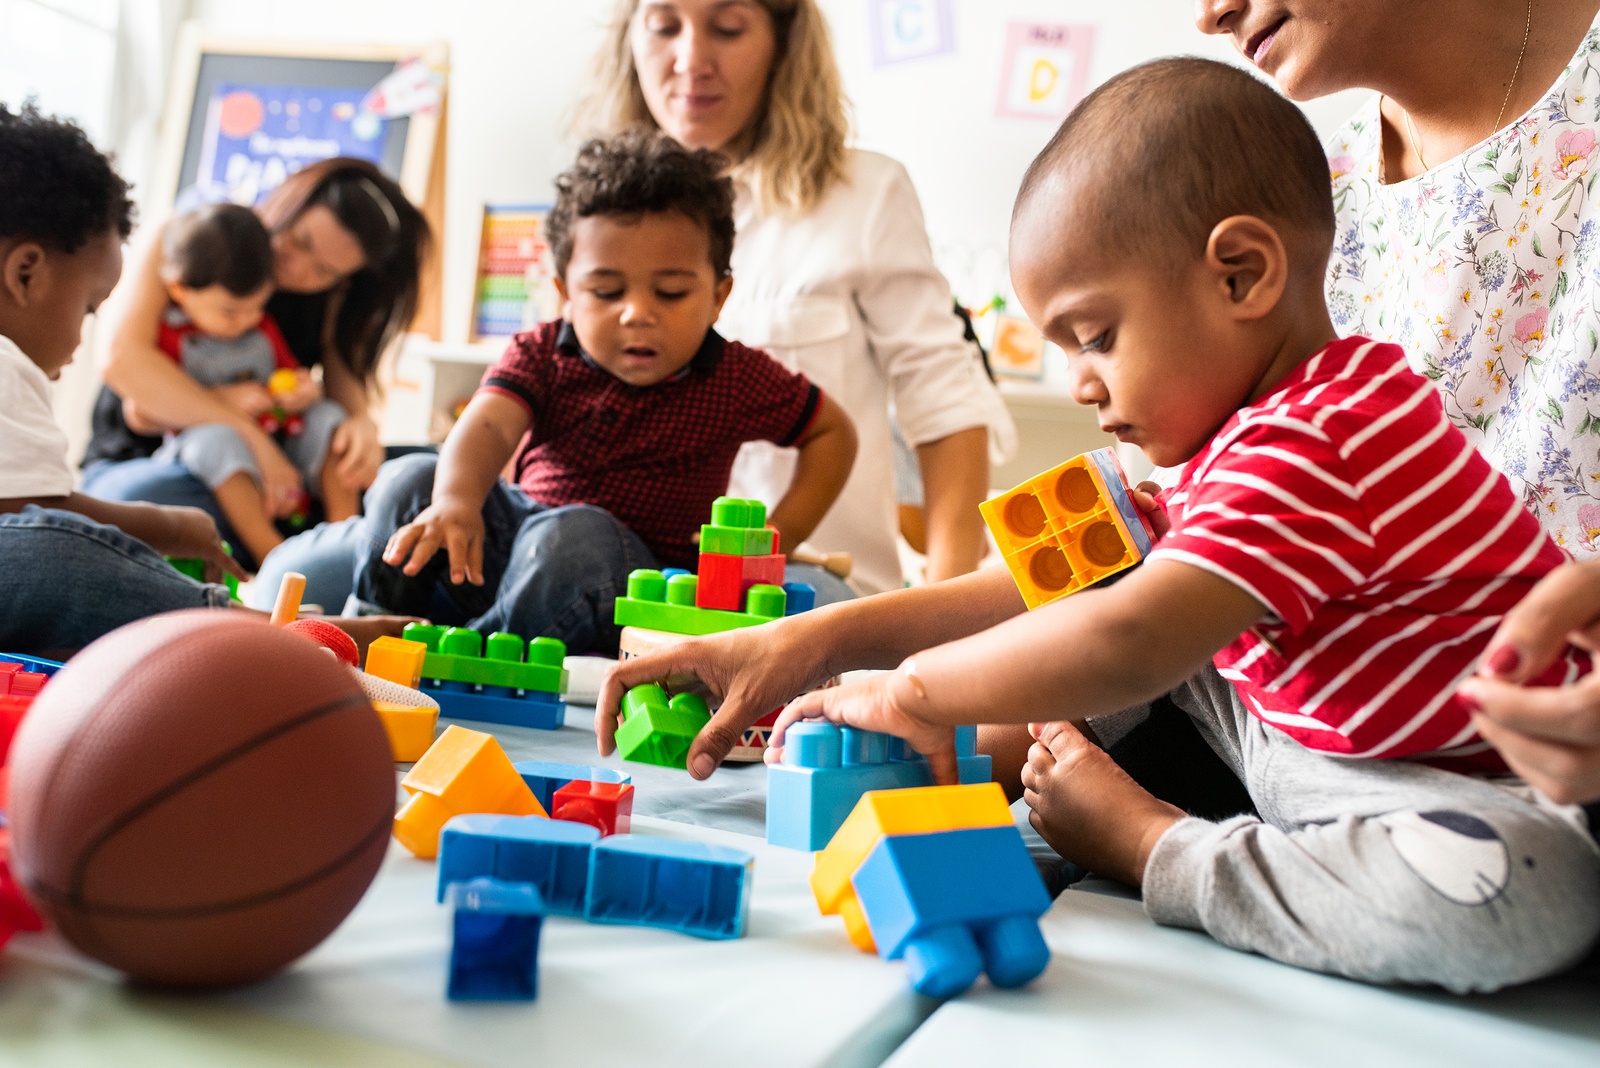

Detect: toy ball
[283,617,360,667]
[6,610,395,989]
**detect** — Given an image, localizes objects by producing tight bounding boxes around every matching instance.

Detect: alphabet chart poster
[996,22,1096,121]
[868,0,955,68]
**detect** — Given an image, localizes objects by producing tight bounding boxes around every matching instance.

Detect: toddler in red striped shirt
[761,58,1600,990]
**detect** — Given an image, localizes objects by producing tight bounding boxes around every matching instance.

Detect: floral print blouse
[1326,14,1600,556]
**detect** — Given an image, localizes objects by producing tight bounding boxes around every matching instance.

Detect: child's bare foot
[1021,720,1186,888]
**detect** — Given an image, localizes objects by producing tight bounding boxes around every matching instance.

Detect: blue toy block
[585,836,753,939]
[438,814,599,916]
[445,877,545,1001]
[661,567,692,580]
[513,760,632,811]
[421,680,566,730]
[781,582,816,616]
[850,825,1051,999]
[765,724,992,851]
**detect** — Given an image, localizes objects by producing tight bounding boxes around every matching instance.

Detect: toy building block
[585,835,754,939]
[446,877,544,1001]
[165,556,240,600]
[765,723,993,852]
[850,825,1051,998]
[699,496,776,556]
[812,782,1014,952]
[438,814,599,916]
[514,760,632,812]
[551,780,634,836]
[782,582,816,616]
[979,447,1158,610]
[373,700,439,763]
[401,625,568,730]
[0,848,43,952]
[614,569,786,636]
[365,635,429,689]
[696,551,786,611]
[619,627,788,764]
[614,683,711,769]
[394,725,547,859]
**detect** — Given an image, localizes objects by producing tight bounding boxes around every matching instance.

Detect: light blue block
[851,825,1051,998]
[585,836,753,939]
[446,877,544,1001]
[438,814,599,916]
[514,760,632,811]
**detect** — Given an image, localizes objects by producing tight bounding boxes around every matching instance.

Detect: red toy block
[551,780,634,836]
[695,552,787,611]
[0,664,18,694]
[0,832,44,949]
[0,694,30,767]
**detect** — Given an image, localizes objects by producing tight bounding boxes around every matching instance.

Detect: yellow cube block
[393,725,546,857]
[365,635,428,689]
[811,783,1013,952]
[392,791,454,859]
[373,700,438,763]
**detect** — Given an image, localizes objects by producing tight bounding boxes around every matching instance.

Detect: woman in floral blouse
[1197,0,1600,805]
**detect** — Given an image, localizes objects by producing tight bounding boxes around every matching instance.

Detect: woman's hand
[212,381,276,419]
[383,497,486,586]
[328,412,384,491]
[595,616,838,778]
[1458,560,1600,804]
[764,666,960,785]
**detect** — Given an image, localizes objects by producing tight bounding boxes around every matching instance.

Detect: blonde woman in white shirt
[578,0,1016,597]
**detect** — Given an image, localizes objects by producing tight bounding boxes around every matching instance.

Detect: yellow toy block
[979,447,1158,610]
[373,700,438,763]
[811,783,1013,951]
[393,725,546,857]
[365,635,428,689]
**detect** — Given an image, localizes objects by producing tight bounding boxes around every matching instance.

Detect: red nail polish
[1486,645,1521,676]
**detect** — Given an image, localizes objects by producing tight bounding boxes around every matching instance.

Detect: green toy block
[700,524,775,556]
[402,624,568,694]
[166,554,240,600]
[613,570,786,636]
[614,683,711,769]
[710,496,766,529]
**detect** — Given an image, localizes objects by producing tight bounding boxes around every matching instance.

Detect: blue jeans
[354,454,658,655]
[0,506,231,654]
[80,458,240,558]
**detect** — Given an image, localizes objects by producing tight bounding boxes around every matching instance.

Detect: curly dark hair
[545,128,736,280]
[0,100,134,252]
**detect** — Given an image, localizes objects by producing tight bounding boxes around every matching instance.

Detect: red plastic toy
[550,780,634,837]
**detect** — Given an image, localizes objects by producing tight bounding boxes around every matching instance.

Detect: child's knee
[173,423,257,488]
[364,452,438,519]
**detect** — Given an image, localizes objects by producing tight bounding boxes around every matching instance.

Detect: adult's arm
[853,157,1018,581]
[321,345,385,490]
[1458,560,1600,803]
[96,225,303,515]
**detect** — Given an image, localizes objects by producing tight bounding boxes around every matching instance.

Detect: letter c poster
[996,22,1096,121]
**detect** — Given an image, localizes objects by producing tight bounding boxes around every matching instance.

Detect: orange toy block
[979,448,1158,610]
[394,725,546,858]
[365,635,428,689]
[373,700,439,763]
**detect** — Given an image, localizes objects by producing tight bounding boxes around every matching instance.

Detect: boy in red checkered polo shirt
[354,130,856,653]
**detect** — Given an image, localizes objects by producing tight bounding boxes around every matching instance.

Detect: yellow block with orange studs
[365,635,429,689]
[393,725,546,858]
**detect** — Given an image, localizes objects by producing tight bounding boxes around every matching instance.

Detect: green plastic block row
[615,683,711,769]
[166,555,240,601]
[700,496,774,556]
[402,623,568,694]
[613,570,785,636]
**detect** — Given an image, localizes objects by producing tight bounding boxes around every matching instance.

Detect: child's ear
[1203,215,1287,322]
[711,273,734,317]
[1,242,47,307]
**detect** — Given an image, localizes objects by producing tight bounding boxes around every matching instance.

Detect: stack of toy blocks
[0,653,57,952]
[979,447,1158,610]
[811,783,1051,998]
[766,722,993,851]
[363,635,439,761]
[393,725,547,859]
[438,815,753,939]
[446,876,544,1000]
[515,760,635,836]
[401,623,568,730]
[695,497,786,610]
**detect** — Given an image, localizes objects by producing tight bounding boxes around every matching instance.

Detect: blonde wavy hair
[574,0,851,217]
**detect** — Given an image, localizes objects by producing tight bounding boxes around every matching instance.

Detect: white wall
[187,0,1371,344]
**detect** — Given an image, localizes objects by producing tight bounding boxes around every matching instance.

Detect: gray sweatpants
[1130,667,1600,993]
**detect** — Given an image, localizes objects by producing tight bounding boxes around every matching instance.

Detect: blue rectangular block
[513,760,632,811]
[422,681,566,730]
[585,836,753,939]
[765,752,993,851]
[438,814,599,916]
[446,877,544,1001]
[851,825,1051,960]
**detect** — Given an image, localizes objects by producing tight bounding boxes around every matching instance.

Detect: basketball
[6,610,395,989]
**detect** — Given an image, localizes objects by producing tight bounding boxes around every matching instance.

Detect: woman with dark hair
[84,157,430,569]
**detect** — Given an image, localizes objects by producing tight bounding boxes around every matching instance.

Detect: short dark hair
[544,128,736,280]
[162,203,274,296]
[0,100,134,253]
[1015,58,1335,271]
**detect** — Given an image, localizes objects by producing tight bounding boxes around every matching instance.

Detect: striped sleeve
[1149,418,1374,632]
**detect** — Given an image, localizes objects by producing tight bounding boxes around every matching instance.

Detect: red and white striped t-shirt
[1150,336,1589,771]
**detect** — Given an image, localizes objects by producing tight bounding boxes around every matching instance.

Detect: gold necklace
[1396,0,1533,175]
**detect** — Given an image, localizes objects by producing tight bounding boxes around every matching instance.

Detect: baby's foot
[1021,720,1185,887]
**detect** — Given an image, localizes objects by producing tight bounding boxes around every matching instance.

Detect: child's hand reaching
[151,504,250,583]
[383,497,487,586]
[764,663,962,785]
